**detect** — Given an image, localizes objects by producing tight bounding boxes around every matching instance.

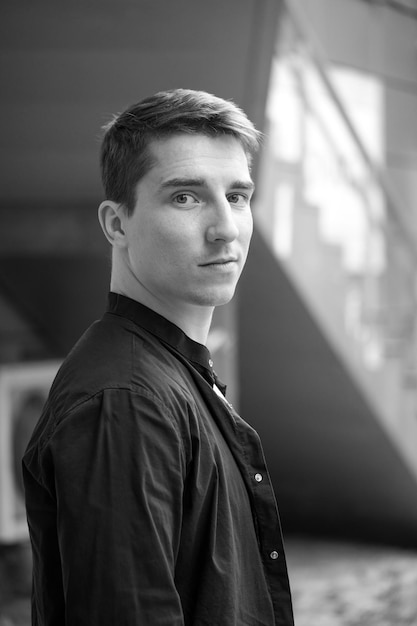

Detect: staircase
[239,0,417,546]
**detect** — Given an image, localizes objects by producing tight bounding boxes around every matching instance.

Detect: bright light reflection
[267,54,386,276]
[262,48,388,370]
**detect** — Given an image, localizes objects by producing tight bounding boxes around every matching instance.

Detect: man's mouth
[200,257,238,266]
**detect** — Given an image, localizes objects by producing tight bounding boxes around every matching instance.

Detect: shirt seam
[39,384,185,454]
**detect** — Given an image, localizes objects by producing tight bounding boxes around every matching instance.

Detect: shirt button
[270,551,279,560]
[254,473,263,482]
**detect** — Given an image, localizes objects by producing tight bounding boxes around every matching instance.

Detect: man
[23,89,294,625]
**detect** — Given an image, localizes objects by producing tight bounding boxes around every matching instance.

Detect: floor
[1,538,417,625]
[286,538,417,626]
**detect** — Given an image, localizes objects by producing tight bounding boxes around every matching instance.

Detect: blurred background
[1,0,417,623]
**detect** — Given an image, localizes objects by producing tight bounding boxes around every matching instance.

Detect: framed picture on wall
[0,360,60,543]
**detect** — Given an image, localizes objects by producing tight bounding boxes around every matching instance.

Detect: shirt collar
[106,292,226,393]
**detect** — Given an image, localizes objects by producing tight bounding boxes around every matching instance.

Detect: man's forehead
[146,133,252,181]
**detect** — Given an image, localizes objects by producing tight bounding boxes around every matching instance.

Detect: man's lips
[200,257,238,266]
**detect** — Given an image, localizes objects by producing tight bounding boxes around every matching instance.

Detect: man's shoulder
[49,313,193,420]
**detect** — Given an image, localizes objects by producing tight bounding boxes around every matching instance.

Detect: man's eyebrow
[231,180,255,191]
[160,177,207,189]
[159,177,255,190]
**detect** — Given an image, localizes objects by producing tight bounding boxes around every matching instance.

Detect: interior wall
[0,0,280,211]
[0,0,282,367]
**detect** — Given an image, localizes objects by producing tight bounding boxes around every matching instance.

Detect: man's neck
[111,284,214,345]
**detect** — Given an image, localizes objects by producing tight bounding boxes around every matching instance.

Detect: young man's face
[122,133,254,314]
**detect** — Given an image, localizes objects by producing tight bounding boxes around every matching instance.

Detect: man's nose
[206,198,240,243]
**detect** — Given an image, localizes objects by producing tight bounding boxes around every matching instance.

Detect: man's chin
[193,288,236,308]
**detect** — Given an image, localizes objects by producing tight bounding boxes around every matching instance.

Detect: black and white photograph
[1,1,417,624]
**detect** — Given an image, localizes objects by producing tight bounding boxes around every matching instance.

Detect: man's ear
[98,201,128,248]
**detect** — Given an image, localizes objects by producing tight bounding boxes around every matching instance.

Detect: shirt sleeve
[43,387,187,626]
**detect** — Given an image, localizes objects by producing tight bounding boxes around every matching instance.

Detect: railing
[254,0,417,381]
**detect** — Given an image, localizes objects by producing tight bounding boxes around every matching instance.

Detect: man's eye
[173,193,197,205]
[228,193,247,206]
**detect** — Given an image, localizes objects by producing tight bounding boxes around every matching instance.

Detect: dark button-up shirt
[23,293,294,625]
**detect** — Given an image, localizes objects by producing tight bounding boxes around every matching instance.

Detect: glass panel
[255,3,417,379]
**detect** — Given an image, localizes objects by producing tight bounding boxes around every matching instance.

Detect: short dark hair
[100,88,261,215]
